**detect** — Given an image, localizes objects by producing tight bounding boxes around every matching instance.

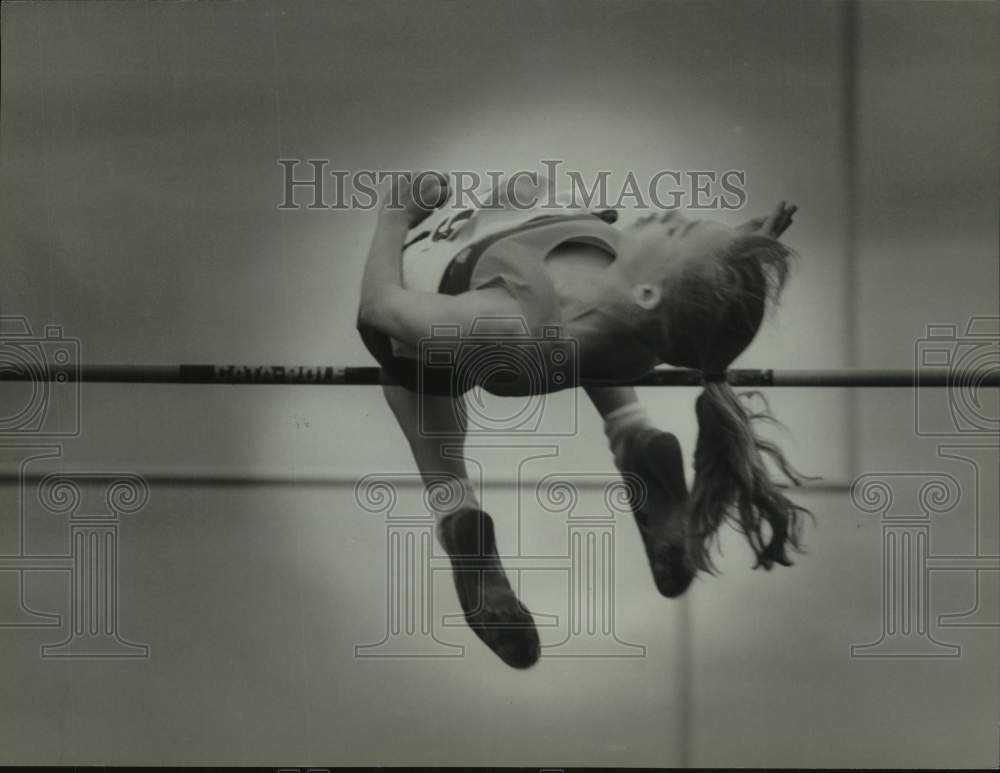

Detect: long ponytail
[687,382,813,573]
[655,231,812,572]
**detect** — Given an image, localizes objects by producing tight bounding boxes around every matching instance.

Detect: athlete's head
[615,208,811,573]
[616,208,791,369]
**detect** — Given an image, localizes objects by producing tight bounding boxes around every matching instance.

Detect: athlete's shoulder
[402,170,621,265]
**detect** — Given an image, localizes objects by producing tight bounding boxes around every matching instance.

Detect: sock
[602,402,653,470]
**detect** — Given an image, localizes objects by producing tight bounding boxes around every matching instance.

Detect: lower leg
[585,385,695,597]
[380,381,478,517]
[379,380,540,667]
[586,386,655,469]
[585,385,643,416]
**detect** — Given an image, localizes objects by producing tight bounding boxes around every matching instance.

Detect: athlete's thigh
[379,379,477,512]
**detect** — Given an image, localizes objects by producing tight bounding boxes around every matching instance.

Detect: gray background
[1,0,997,767]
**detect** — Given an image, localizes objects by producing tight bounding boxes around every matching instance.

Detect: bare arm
[356,172,526,351]
[357,172,446,322]
[357,210,411,320]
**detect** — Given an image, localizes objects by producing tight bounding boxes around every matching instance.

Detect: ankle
[603,403,653,468]
[428,474,478,512]
[437,507,496,557]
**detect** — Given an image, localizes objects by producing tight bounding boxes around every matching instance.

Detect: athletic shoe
[437,508,541,669]
[617,428,696,598]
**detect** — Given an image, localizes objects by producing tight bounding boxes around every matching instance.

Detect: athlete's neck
[560,261,663,378]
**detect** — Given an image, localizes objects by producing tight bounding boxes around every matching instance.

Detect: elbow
[356,297,387,332]
[356,302,373,331]
[356,291,381,328]
[357,288,398,331]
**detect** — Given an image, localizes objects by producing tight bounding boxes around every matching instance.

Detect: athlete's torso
[393,200,622,358]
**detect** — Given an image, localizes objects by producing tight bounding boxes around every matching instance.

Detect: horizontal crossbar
[0,364,997,387]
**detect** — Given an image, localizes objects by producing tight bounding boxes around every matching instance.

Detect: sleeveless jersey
[392,202,621,359]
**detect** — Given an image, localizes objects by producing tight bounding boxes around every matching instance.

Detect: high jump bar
[1,365,998,387]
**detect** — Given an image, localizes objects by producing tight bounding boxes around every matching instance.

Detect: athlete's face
[617,210,738,286]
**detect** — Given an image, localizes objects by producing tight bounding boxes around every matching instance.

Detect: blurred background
[1,0,997,766]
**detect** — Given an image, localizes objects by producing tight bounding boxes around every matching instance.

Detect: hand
[378,171,450,229]
[737,201,797,239]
